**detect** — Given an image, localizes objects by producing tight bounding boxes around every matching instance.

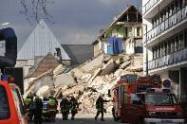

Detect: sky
[0,0,141,50]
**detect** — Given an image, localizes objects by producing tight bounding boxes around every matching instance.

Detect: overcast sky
[0,0,141,50]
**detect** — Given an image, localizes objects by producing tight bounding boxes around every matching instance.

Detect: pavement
[30,113,120,124]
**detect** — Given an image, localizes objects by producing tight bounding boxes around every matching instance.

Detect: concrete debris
[119,61,131,69]
[80,54,104,73]
[36,85,50,97]
[88,68,101,83]
[54,73,76,87]
[53,64,65,77]
[100,59,118,75]
[24,53,143,114]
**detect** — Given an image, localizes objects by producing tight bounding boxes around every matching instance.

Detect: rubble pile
[24,53,143,114]
[54,53,143,114]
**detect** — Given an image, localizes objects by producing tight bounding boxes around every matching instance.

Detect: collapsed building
[22,5,144,114]
[92,5,143,57]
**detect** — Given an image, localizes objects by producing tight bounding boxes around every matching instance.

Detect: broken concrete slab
[80,54,104,73]
[100,60,118,75]
[119,61,131,69]
[88,68,101,83]
[54,73,76,87]
[53,64,65,77]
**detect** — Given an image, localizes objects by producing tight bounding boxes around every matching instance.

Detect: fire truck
[112,74,185,124]
[0,28,28,124]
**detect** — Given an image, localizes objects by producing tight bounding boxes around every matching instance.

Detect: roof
[27,53,59,77]
[62,44,94,65]
[17,20,71,60]
[92,5,142,45]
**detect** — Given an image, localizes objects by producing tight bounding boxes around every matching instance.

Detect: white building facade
[143,0,187,102]
[16,20,71,76]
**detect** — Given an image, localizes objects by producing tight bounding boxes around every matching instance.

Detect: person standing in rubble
[69,96,79,120]
[95,95,108,121]
[33,96,43,124]
[60,96,70,120]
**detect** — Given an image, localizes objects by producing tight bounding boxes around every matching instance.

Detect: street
[30,113,119,124]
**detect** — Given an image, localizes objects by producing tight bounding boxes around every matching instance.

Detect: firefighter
[95,95,108,121]
[24,96,32,110]
[69,96,79,120]
[33,96,43,124]
[48,95,58,121]
[60,96,70,120]
[48,95,58,107]
[24,95,34,121]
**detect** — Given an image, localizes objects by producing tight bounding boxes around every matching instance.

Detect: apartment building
[143,0,187,102]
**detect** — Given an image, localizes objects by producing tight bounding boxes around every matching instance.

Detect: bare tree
[19,0,54,24]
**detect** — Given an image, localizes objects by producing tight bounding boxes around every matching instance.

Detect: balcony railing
[143,0,160,14]
[148,48,187,70]
[145,5,187,44]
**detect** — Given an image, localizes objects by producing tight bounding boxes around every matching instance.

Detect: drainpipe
[143,24,149,76]
[145,25,149,76]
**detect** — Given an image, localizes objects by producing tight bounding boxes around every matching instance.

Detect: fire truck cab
[0,81,28,124]
[143,88,184,124]
[112,75,185,124]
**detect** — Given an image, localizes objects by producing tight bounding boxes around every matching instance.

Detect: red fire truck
[0,28,28,124]
[112,74,185,124]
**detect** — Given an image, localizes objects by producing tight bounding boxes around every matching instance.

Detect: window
[124,27,128,38]
[170,40,174,53]
[185,30,187,47]
[130,93,142,105]
[179,33,184,50]
[12,88,25,116]
[175,36,179,52]
[0,40,6,57]
[145,93,177,105]
[183,0,187,7]
[153,48,156,59]
[166,7,169,19]
[137,27,141,36]
[128,27,132,37]
[0,85,10,119]
[167,41,171,54]
[156,47,160,58]
[164,42,167,56]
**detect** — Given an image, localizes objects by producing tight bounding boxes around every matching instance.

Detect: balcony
[143,0,160,14]
[143,0,171,19]
[148,48,187,70]
[145,5,187,47]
